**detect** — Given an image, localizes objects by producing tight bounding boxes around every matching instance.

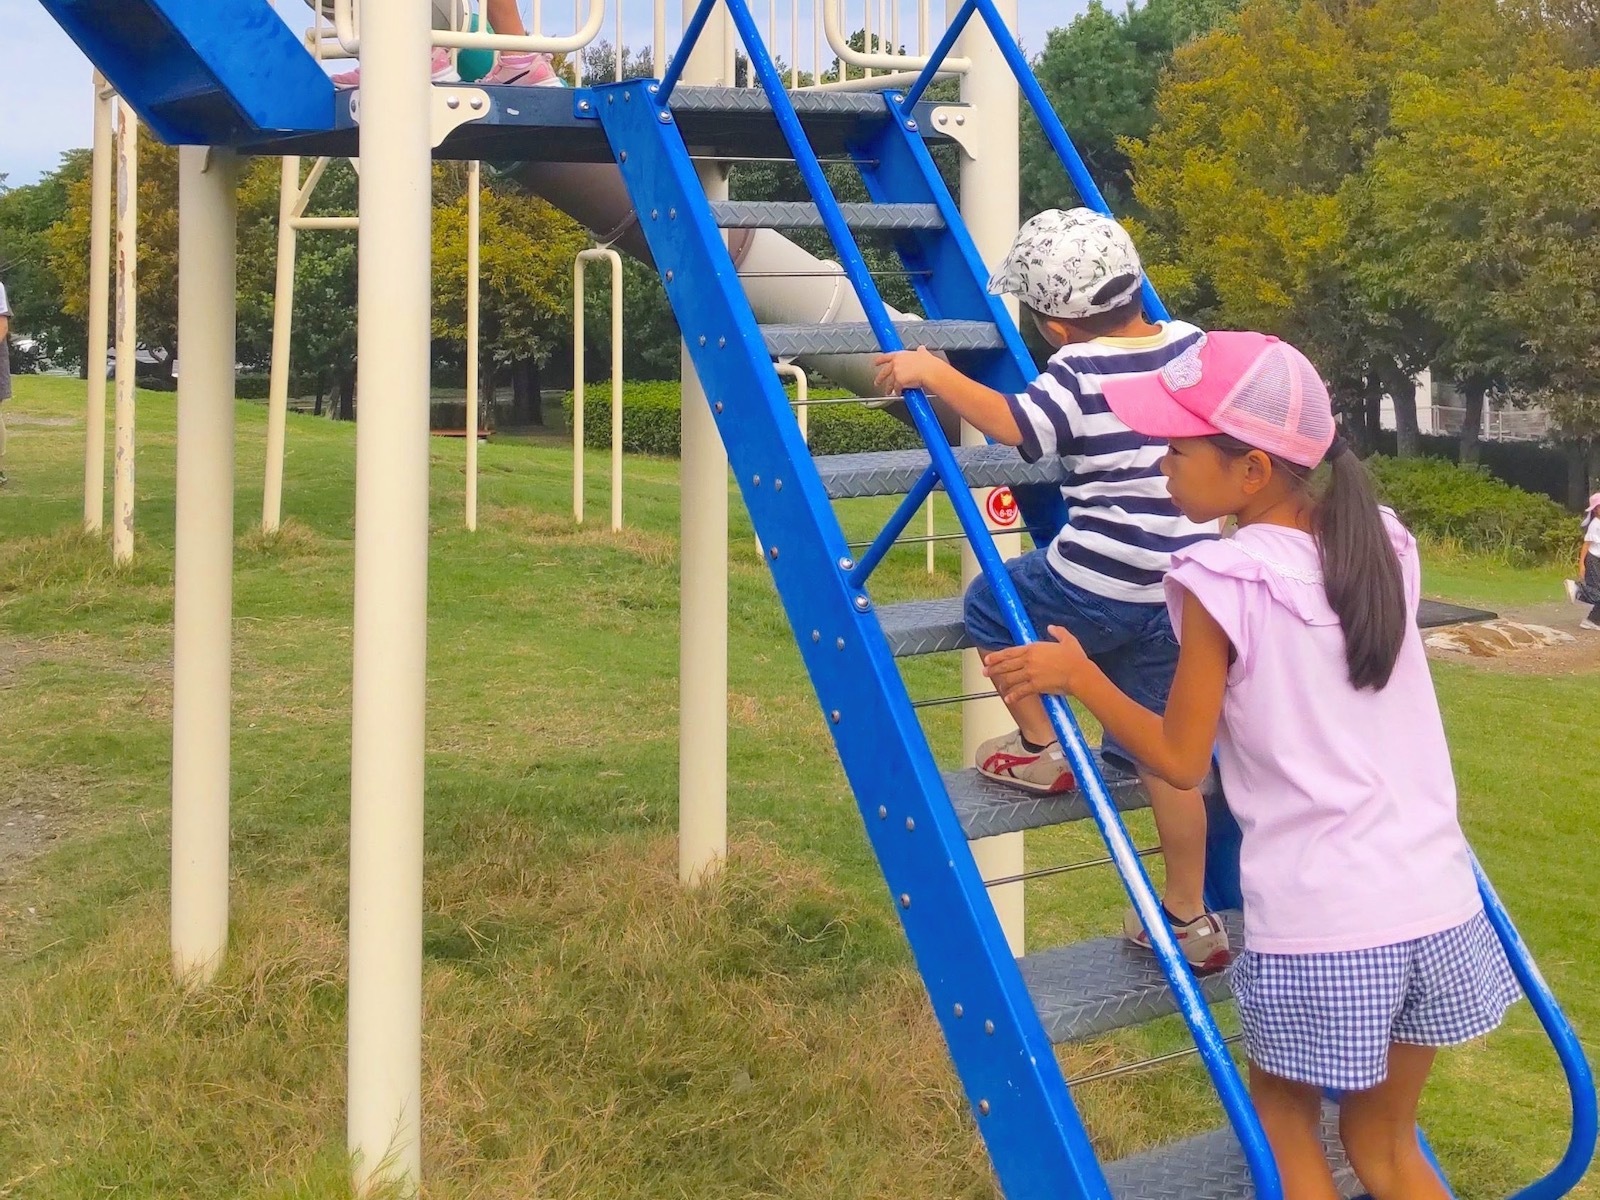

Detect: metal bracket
[346,86,492,149]
[929,106,980,160]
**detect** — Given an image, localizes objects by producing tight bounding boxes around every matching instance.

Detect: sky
[0,0,1085,187]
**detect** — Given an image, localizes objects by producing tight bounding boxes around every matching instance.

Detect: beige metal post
[171,146,239,987]
[84,73,113,534]
[346,1,432,1191]
[572,247,623,528]
[263,156,301,534]
[951,0,1025,954]
[112,102,140,565]
[466,160,481,532]
[679,0,733,887]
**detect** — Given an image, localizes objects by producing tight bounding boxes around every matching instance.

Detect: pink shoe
[332,46,460,89]
[480,51,564,87]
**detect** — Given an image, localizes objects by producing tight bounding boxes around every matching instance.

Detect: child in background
[983,332,1519,1198]
[874,208,1227,972]
[1564,492,1600,631]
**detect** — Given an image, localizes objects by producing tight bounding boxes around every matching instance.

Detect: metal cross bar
[1069,1035,1245,1088]
[982,845,1161,890]
[850,465,939,585]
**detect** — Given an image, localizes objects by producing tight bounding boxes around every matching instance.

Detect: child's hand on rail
[873,346,945,396]
[982,626,1094,704]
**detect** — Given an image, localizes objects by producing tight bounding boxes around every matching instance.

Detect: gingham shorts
[1230,910,1521,1092]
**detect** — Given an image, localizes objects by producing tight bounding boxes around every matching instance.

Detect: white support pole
[171,146,239,987]
[263,155,300,534]
[84,73,113,535]
[679,0,732,888]
[607,255,623,532]
[573,255,585,524]
[112,101,139,565]
[950,0,1025,954]
[346,1,432,1192]
[466,160,481,532]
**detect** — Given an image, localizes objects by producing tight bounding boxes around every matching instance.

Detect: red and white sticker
[985,487,1020,528]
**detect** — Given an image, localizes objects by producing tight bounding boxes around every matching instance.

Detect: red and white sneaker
[975,729,1076,794]
[479,51,564,87]
[332,46,460,90]
[1124,907,1233,974]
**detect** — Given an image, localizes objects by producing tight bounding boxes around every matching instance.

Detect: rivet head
[714,402,724,413]
[752,475,761,486]
[899,893,911,908]
[651,209,659,220]
[580,99,593,111]
[658,110,673,123]
[624,91,632,102]
[905,118,918,130]
[811,630,820,642]
[648,83,659,93]
[853,595,871,612]
[718,337,727,348]
[953,1003,964,1018]
[620,150,628,162]
[955,114,966,126]
[666,270,675,283]
[607,94,614,104]
[469,97,484,111]
[447,95,461,109]
[978,1099,990,1116]
[774,479,783,491]
[905,817,915,831]
[698,335,707,346]
[769,546,779,559]
[984,1020,995,1035]
[838,556,855,571]
[669,208,677,219]
[878,806,888,819]
[835,637,845,650]
[936,112,948,125]
[830,710,840,724]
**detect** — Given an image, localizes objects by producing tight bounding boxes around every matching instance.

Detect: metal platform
[815,444,1070,500]
[761,319,1003,357]
[1106,1106,1359,1200]
[1020,911,1244,1044]
[711,200,945,229]
[243,83,965,163]
[946,765,1149,840]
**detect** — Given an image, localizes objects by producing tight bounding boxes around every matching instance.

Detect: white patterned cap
[987,208,1145,320]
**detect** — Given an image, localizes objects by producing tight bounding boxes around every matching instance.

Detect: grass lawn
[0,375,1594,1199]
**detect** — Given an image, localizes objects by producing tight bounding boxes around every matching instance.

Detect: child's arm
[982,590,1231,790]
[873,347,1024,446]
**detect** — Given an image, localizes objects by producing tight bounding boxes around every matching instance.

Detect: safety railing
[306,0,967,87]
[658,0,1281,1195]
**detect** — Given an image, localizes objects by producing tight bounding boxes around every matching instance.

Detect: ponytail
[1314,441,1407,691]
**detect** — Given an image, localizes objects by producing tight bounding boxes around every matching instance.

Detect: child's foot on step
[1123,905,1232,973]
[975,729,1076,794]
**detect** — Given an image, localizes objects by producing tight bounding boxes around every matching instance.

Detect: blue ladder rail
[658,0,1282,1196]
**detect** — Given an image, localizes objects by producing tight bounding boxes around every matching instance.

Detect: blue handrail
[1475,859,1597,1200]
[654,3,1284,1199]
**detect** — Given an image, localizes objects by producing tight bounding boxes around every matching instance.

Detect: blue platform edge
[38,0,336,144]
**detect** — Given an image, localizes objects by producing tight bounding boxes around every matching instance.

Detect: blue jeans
[963,547,1179,771]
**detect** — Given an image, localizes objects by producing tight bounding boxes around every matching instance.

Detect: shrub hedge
[560,380,924,459]
[1364,455,1574,563]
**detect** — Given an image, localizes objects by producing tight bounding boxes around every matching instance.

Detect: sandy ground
[1426,598,1600,676]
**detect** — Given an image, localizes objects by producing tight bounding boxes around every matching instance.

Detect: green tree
[0,152,91,371]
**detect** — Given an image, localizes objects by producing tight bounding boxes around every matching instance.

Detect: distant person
[332,0,563,88]
[873,209,1228,973]
[982,331,1519,1200]
[1565,492,1600,631]
[0,275,11,486]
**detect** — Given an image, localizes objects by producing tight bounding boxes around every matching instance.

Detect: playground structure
[38,0,1598,1197]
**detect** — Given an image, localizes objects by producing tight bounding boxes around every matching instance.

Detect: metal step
[1106,1106,1358,1200]
[815,443,1068,500]
[946,764,1148,840]
[1020,910,1244,1044]
[761,320,1004,357]
[711,200,945,230]
[880,596,968,658]
[670,86,921,116]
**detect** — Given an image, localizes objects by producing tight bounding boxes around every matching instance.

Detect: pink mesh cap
[1099,331,1336,467]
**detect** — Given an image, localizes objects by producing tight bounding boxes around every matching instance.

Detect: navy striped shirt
[1005,321,1219,603]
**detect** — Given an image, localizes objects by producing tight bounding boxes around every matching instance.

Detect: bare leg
[1250,1063,1342,1200]
[979,653,1055,747]
[1141,773,1207,921]
[486,0,527,36]
[1339,1044,1450,1200]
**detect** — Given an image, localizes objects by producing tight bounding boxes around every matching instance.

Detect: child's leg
[1339,1044,1450,1200]
[1248,1063,1344,1200]
[1139,773,1208,921]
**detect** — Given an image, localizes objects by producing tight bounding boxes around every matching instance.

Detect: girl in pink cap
[1565,492,1600,631]
[983,332,1518,1199]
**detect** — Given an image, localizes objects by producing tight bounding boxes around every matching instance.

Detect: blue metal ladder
[587,1,1598,1196]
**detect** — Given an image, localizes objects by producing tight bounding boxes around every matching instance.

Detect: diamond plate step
[761,320,1003,357]
[670,86,913,115]
[815,443,1069,500]
[1106,1106,1358,1200]
[946,764,1149,840]
[710,200,945,230]
[1021,910,1245,1044]
[879,596,968,657]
